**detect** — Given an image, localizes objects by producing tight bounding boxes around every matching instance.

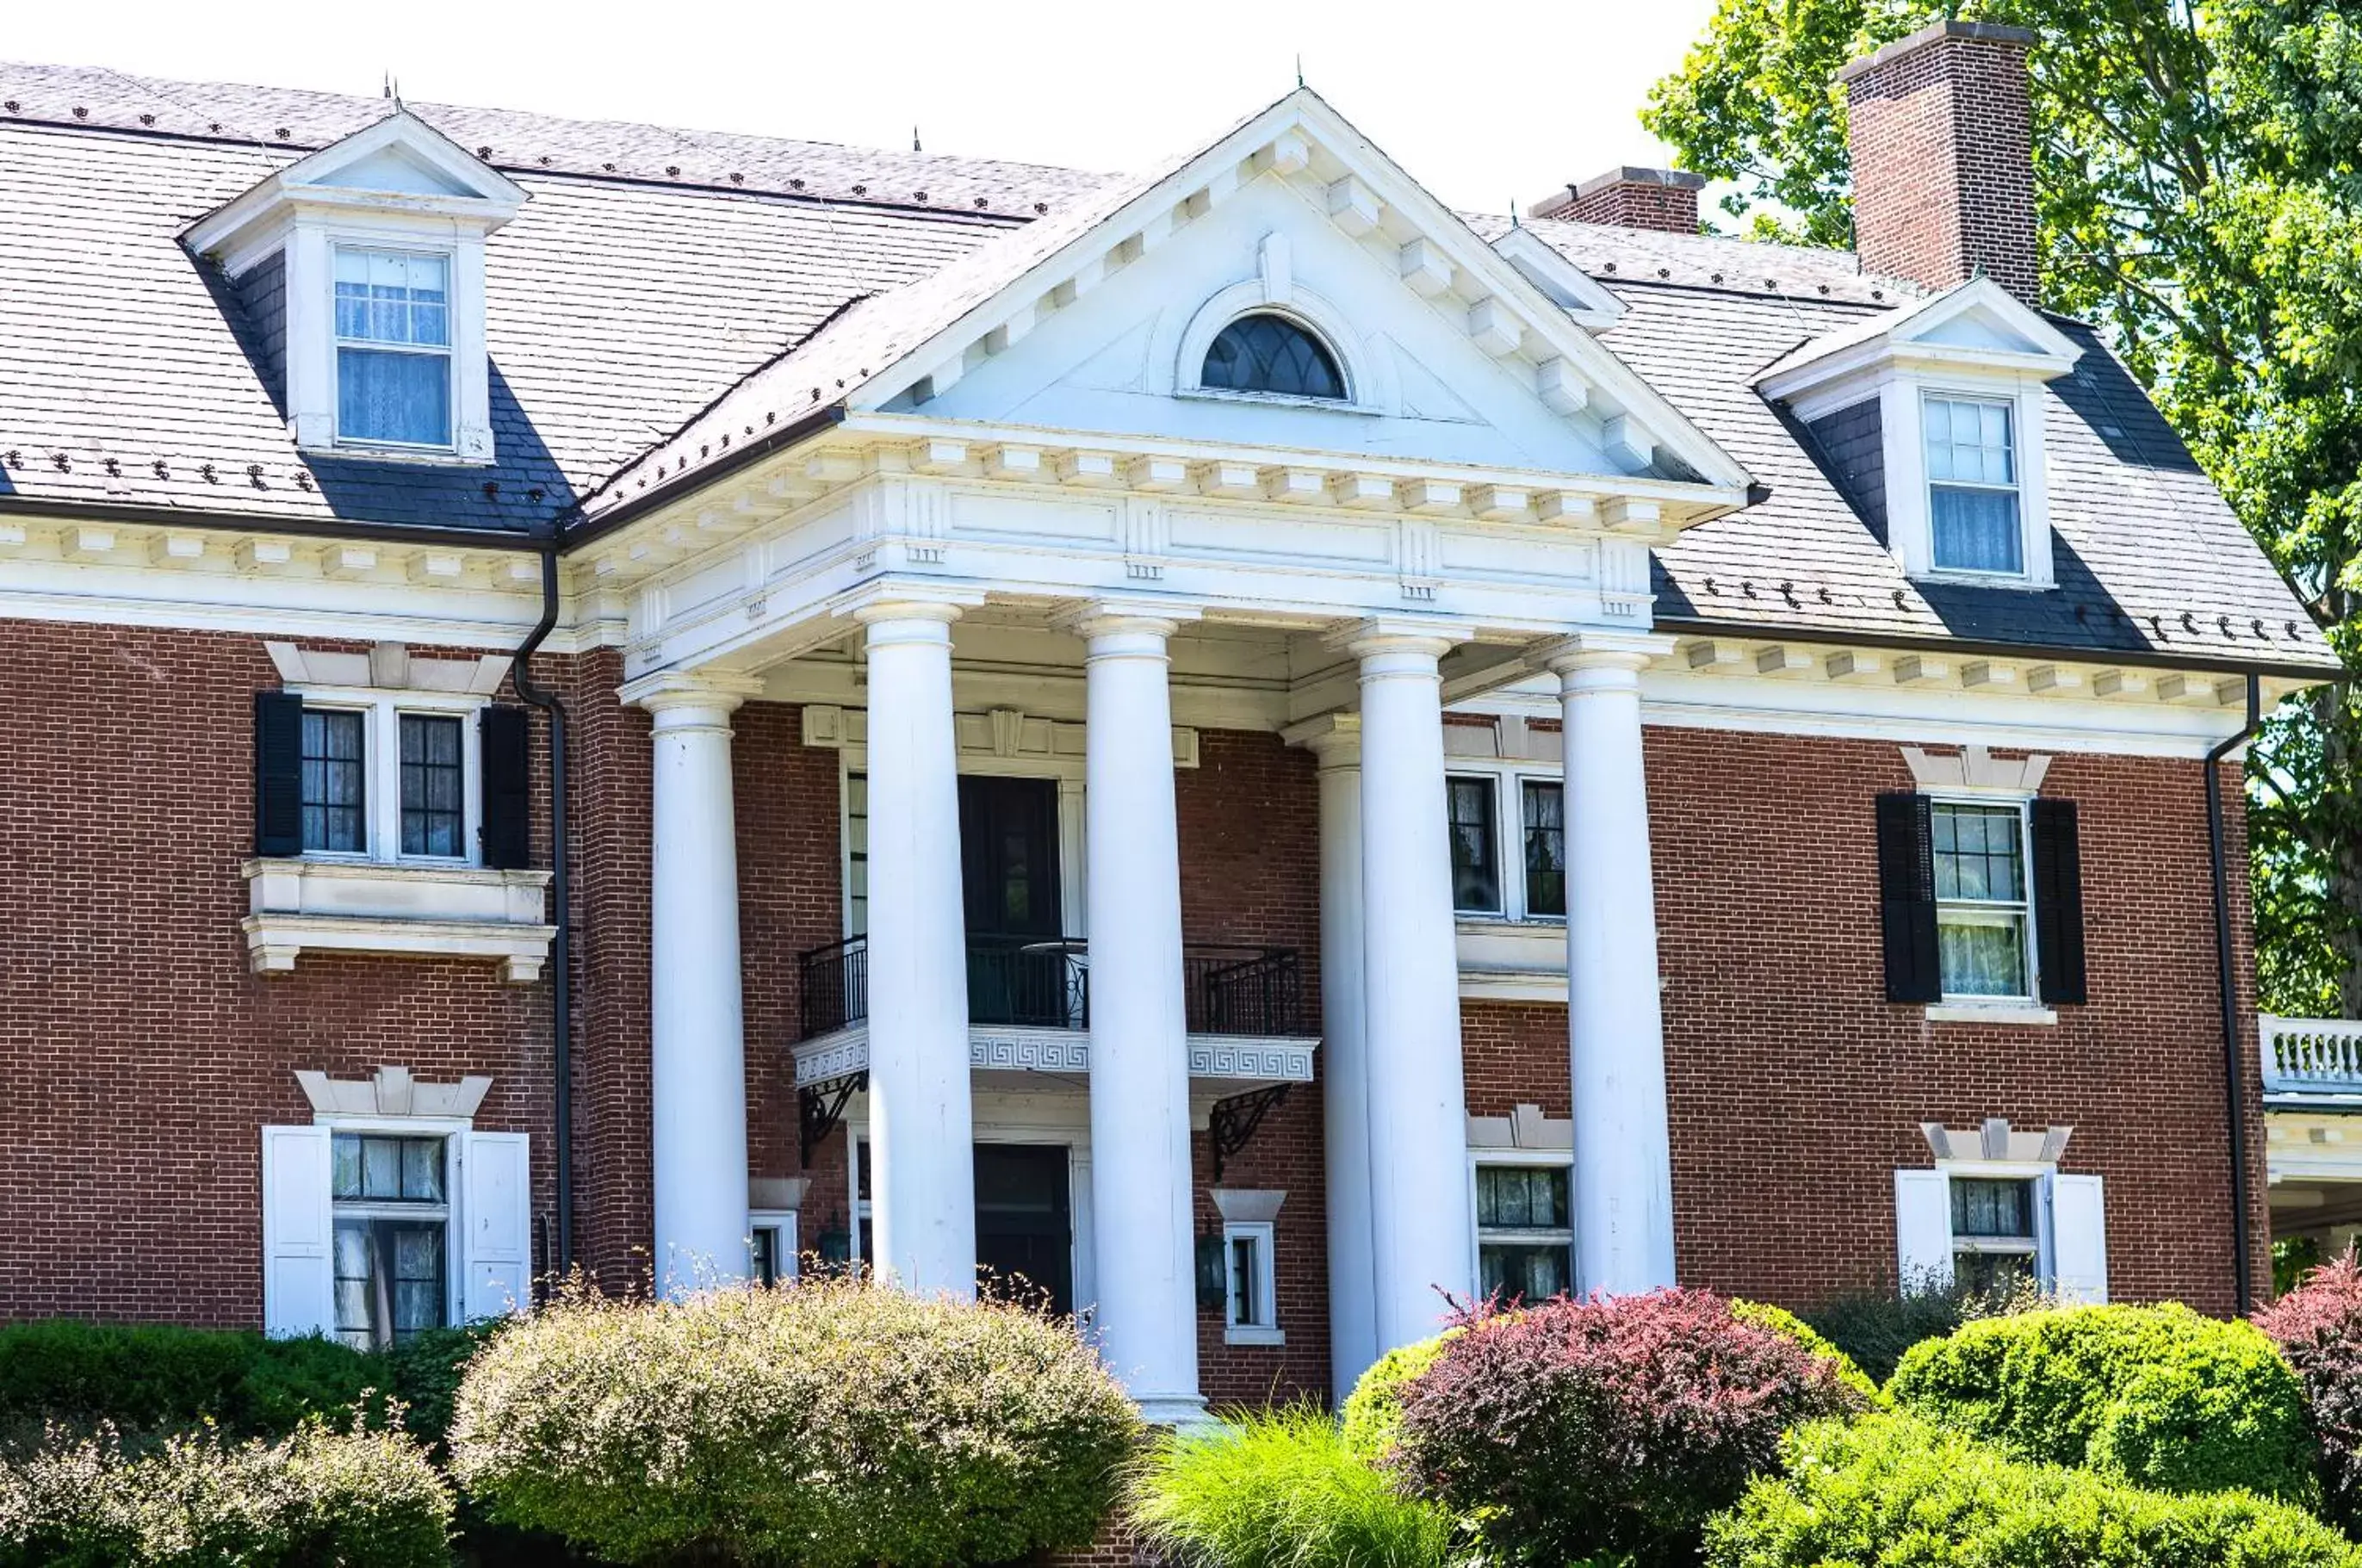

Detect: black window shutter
[2030,797,2088,1005]
[479,705,532,871]
[254,691,305,857]
[1875,791,1942,1003]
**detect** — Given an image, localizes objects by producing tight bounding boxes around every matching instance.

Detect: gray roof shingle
[0,60,2332,672]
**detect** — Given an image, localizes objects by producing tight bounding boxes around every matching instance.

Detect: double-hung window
[331,1131,449,1349]
[1925,394,2021,574]
[1222,1222,1280,1342]
[1476,1163,1573,1303]
[301,710,368,854]
[334,248,453,448]
[1449,773,1565,920]
[1950,1175,2038,1294]
[1932,801,2034,999]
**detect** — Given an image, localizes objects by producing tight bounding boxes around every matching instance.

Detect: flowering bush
[449,1277,1141,1567]
[0,1419,452,1568]
[2256,1249,2362,1527]
[1888,1303,2316,1502]
[1126,1405,1451,1568]
[1389,1288,1865,1566]
[1708,1415,2357,1568]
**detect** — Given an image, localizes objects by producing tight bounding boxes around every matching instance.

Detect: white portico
[592,85,1753,1404]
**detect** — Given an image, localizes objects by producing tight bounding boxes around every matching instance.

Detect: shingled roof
[0,59,2334,675]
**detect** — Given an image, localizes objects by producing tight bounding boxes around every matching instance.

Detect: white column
[633,671,760,1294]
[1296,714,1377,1400]
[1348,625,1476,1353]
[1549,634,1679,1294]
[1076,604,1204,1425]
[858,600,977,1298]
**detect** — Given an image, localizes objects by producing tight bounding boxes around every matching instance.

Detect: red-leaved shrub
[1390,1287,1867,1566]
[2255,1249,2362,1528]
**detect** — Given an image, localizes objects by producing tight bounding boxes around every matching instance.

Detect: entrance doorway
[958,776,1071,1026]
[974,1143,1074,1314]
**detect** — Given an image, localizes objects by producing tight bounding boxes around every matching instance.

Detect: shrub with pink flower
[2255,1249,2362,1528]
[1389,1287,1866,1567]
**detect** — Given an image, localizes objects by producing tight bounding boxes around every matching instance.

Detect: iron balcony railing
[797,934,1305,1041]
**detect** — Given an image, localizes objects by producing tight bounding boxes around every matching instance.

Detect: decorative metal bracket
[1208,1083,1292,1181]
[799,1071,867,1168]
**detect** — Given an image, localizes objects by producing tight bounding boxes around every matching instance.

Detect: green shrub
[449,1277,1141,1567]
[380,1325,497,1457]
[1801,1274,2050,1385]
[1127,1405,1451,1568]
[1888,1303,2317,1501]
[0,1320,394,1447]
[1391,1288,1865,1567]
[0,1420,453,1568]
[2255,1249,2362,1529]
[1706,1414,2359,1568]
[1730,1300,1883,1407]
[1339,1332,1452,1459]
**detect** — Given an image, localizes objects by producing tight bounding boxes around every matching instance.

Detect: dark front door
[958,777,1069,1025]
[974,1143,1074,1314]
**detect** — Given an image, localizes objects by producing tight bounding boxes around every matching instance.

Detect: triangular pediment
[846,90,1747,488]
[1756,276,2082,399]
[183,108,527,268]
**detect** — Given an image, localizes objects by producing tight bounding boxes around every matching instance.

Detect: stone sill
[1926,1001,2059,1026]
[1223,1324,1287,1348]
[242,858,555,982]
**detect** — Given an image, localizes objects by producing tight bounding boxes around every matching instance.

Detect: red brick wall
[1843,22,2041,302]
[0,621,555,1325]
[1535,174,1702,233]
[1645,726,2259,1315]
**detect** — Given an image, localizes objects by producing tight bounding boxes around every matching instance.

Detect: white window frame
[1930,793,2039,1006]
[1220,1220,1282,1344]
[748,1209,799,1287]
[1921,392,2024,578]
[1447,765,1567,925]
[1466,1146,1575,1300]
[288,687,486,867]
[1896,1161,2106,1303]
[325,1120,462,1348]
[330,244,458,453]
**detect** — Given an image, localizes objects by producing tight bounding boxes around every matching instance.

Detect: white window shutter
[462,1131,532,1322]
[2048,1173,2108,1304]
[1894,1168,1954,1292]
[261,1125,335,1339]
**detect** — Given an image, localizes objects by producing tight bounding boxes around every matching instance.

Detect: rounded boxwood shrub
[1888,1302,2317,1501]
[1731,1300,1884,1407]
[1389,1288,1866,1567]
[1127,1404,1451,1568]
[1707,1414,2358,1568]
[0,1419,453,1568]
[1339,1331,1452,1459]
[2256,1249,2362,1528]
[449,1277,1142,1567]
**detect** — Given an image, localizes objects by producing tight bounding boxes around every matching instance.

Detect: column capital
[1059,597,1202,645]
[619,667,766,717]
[1282,711,1361,767]
[1536,630,1679,681]
[830,579,984,630]
[1326,616,1477,664]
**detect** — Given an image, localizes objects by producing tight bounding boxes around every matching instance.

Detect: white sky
[9,0,1722,214]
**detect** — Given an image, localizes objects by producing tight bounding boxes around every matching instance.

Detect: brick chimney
[1528,166,1704,233]
[1838,20,2040,301]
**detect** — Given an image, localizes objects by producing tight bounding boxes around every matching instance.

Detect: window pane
[301,710,366,853]
[400,1137,443,1202]
[1932,486,2024,573]
[1522,781,1565,918]
[1956,1249,2036,1295]
[752,1227,780,1287]
[1951,1177,2036,1239]
[1479,1166,1570,1229]
[362,1136,403,1199]
[1200,313,1345,400]
[1229,1236,1258,1326]
[335,251,450,347]
[339,346,451,446]
[1939,913,2029,995]
[332,1133,363,1199]
[1480,1243,1570,1304]
[1931,805,2024,902]
[399,715,466,858]
[846,772,869,938]
[1448,777,1501,913]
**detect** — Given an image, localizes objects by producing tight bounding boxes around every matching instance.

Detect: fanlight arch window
[1200,313,1348,401]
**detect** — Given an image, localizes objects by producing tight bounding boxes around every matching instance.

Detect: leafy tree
[1646,0,2362,1014]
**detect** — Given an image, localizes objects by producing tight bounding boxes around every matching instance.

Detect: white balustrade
[2262,1015,2362,1094]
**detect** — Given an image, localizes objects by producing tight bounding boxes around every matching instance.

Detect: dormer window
[1925,394,2021,574]
[1200,313,1346,400]
[335,249,454,448]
